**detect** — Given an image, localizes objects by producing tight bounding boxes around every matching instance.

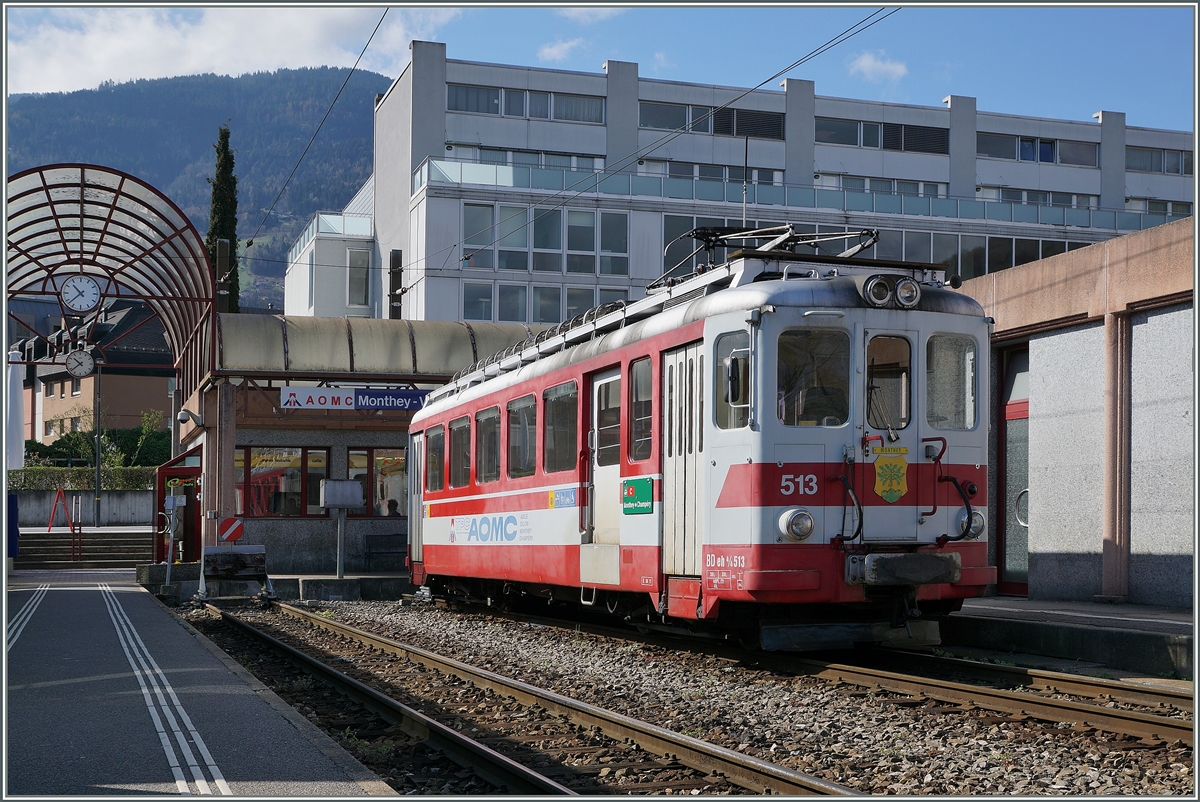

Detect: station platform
[5,569,392,797]
[944,596,1194,680]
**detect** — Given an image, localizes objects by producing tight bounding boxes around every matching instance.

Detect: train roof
[419,227,986,412]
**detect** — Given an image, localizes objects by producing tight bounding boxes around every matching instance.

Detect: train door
[860,330,920,542]
[408,432,424,564]
[581,369,621,585]
[662,342,705,575]
[997,348,1029,595]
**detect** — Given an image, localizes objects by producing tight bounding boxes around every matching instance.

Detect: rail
[208,604,573,795]
[272,601,853,795]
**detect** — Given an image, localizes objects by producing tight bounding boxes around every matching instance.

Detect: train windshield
[926,334,977,429]
[777,330,850,427]
[866,336,911,431]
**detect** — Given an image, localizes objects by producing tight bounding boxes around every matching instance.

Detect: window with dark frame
[543,381,578,473]
[233,446,330,518]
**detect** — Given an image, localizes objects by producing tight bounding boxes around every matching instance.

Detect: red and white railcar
[407,227,996,650]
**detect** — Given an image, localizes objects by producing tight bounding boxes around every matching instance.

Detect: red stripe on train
[715,462,987,508]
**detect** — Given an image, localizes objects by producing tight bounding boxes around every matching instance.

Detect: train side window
[629,358,653,461]
[543,381,578,473]
[449,416,471,488]
[866,335,911,431]
[778,330,850,426]
[715,331,749,429]
[476,406,501,482]
[926,335,977,429]
[507,395,537,478]
[596,376,622,467]
[425,425,445,492]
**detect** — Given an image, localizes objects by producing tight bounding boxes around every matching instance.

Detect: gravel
[313,600,1194,796]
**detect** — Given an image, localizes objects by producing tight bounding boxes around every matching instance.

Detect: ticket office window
[234,447,329,517]
[348,448,408,516]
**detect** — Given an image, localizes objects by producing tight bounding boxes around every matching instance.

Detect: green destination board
[621,477,653,514]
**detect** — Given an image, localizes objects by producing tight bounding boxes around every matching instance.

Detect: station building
[284,40,1192,325]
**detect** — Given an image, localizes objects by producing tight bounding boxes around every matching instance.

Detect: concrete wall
[1027,323,1106,600]
[1128,303,1194,607]
[17,490,154,526]
[962,217,1193,608]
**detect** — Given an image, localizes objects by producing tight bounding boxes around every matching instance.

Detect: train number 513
[780,474,818,496]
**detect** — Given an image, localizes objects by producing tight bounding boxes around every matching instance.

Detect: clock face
[65,350,96,378]
[60,274,102,313]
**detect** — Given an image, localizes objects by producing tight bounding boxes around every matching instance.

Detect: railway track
[434,598,1193,746]
[204,602,853,795]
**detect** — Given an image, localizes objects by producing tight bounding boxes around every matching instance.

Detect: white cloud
[848,51,908,84]
[538,38,586,63]
[653,52,673,72]
[555,8,624,24]
[5,7,461,95]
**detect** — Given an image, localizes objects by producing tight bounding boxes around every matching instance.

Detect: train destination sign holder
[281,387,428,411]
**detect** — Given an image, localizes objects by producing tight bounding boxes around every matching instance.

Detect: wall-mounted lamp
[975,186,982,192]
[446,145,454,151]
[177,409,204,426]
[814,173,821,180]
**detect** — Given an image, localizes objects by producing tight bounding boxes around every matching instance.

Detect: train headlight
[895,277,921,308]
[863,276,892,307]
[778,508,815,541]
[956,508,986,539]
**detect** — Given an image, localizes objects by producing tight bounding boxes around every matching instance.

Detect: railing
[412,157,1187,234]
[286,213,373,264]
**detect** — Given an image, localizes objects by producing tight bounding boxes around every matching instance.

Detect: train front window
[866,336,911,431]
[926,335,977,429]
[449,416,471,487]
[777,330,850,426]
[714,331,749,430]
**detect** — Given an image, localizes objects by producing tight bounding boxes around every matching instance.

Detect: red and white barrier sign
[218,517,244,542]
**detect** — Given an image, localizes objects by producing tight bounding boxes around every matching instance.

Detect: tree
[205,124,240,312]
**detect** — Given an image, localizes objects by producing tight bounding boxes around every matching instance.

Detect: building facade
[286,40,1192,325]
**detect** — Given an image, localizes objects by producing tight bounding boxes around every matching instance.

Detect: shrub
[7,466,157,491]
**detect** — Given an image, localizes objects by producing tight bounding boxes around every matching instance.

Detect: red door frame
[154,445,202,563]
[996,348,1029,597]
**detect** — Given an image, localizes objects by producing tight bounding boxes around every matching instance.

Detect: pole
[742,136,749,227]
[93,364,102,527]
[336,508,346,579]
[165,502,177,585]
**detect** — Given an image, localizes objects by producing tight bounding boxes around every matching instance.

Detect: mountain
[7,67,394,309]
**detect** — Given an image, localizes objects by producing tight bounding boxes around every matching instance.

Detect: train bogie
[408,227,996,650]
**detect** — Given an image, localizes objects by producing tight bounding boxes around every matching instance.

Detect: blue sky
[4,5,1196,131]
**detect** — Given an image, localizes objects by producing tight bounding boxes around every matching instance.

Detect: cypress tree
[205,124,239,312]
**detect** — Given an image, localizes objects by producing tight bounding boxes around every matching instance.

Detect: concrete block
[269,577,301,600]
[299,578,362,601]
[940,616,1193,679]
[138,562,201,584]
[359,576,415,600]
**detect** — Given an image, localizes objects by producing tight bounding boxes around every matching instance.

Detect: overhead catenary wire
[244,8,389,252]
[394,6,901,300]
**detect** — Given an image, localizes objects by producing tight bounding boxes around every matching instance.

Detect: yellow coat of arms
[873,454,908,503]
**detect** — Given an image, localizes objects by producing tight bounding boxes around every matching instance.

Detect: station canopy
[6,164,215,384]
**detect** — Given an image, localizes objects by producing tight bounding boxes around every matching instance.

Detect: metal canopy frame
[6,164,215,397]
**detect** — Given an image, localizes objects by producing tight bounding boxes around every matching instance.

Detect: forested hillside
[7,67,393,308]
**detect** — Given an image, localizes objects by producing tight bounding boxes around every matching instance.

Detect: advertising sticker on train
[218,517,244,542]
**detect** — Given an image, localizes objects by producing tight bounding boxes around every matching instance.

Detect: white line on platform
[100,583,233,795]
[6,584,50,651]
